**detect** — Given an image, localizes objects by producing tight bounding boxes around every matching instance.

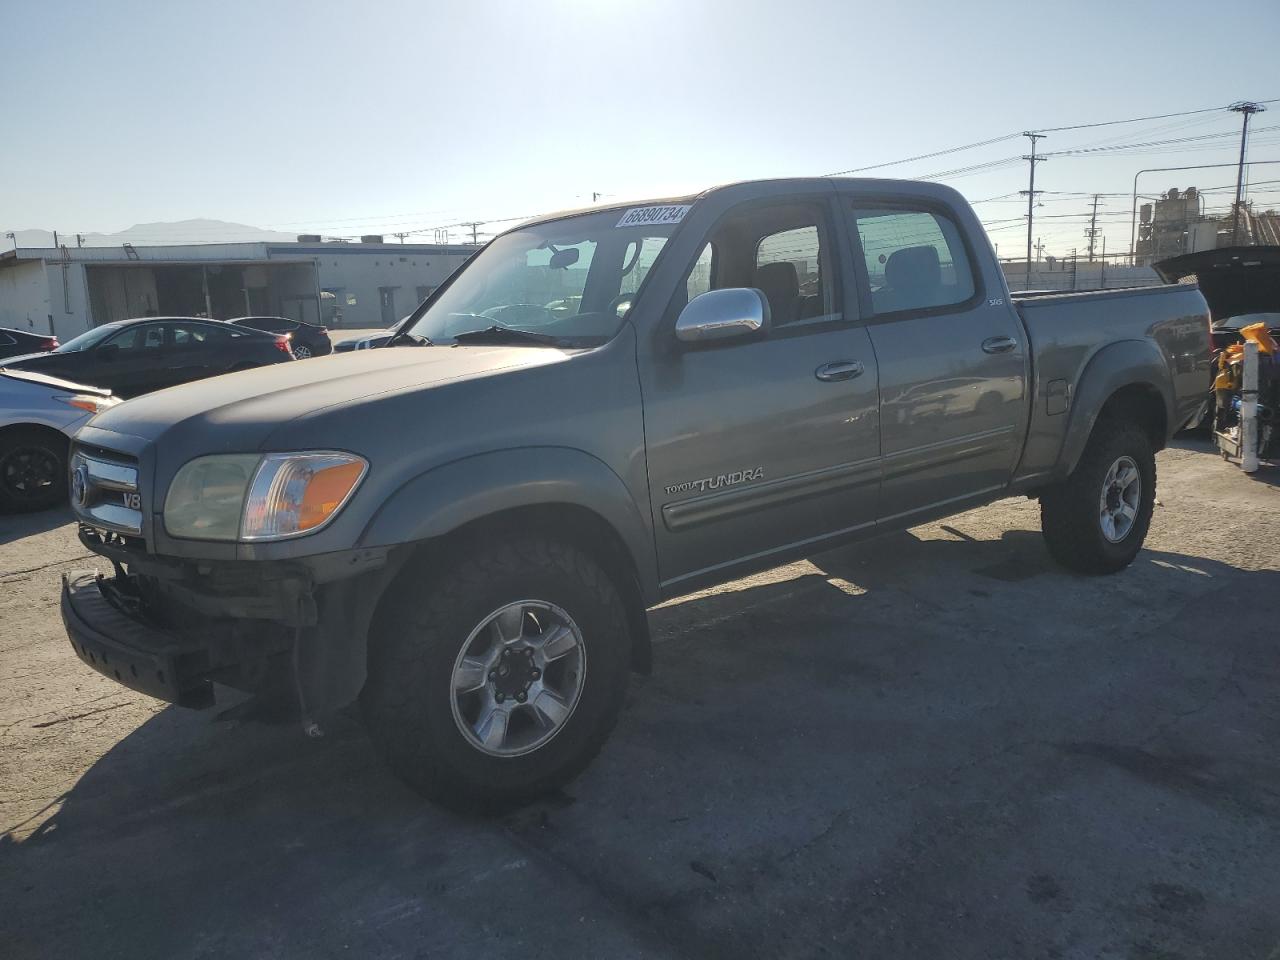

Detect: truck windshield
[401,207,683,346]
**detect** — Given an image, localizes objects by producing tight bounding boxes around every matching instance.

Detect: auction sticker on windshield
[616,205,690,228]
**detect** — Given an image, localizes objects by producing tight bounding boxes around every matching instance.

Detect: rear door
[638,193,881,592]
[166,321,228,384]
[842,196,1027,523]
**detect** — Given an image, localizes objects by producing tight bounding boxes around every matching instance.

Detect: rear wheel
[1040,416,1156,574]
[292,344,313,359]
[0,428,68,513]
[361,537,631,812]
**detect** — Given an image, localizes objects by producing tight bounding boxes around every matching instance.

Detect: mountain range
[4,219,298,249]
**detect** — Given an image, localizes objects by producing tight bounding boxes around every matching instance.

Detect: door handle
[982,336,1018,354]
[815,360,865,382]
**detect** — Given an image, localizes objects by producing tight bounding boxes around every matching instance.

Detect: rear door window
[105,324,165,353]
[849,205,975,315]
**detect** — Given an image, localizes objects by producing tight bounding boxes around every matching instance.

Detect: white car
[0,369,121,512]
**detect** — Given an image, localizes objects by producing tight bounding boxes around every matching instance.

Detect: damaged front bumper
[61,525,401,711]
[62,572,218,707]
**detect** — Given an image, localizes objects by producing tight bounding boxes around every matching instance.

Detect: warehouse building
[0,237,475,340]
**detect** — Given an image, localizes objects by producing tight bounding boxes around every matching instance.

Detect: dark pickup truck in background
[58,177,1211,810]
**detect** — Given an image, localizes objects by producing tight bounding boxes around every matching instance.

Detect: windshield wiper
[450,326,566,347]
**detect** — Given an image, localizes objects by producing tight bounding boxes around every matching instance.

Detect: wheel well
[1099,383,1167,451]
[0,421,70,452]
[399,503,652,674]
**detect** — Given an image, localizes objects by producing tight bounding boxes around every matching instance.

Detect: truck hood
[86,345,572,449]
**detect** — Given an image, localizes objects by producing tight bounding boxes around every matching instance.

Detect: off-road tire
[361,537,631,813]
[0,428,68,513]
[1040,416,1156,574]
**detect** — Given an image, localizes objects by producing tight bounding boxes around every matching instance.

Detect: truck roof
[510,176,967,233]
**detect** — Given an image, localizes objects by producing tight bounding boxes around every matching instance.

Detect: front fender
[357,446,658,600]
[1058,339,1174,478]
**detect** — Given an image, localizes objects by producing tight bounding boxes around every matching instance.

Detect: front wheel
[0,428,68,513]
[361,537,631,812]
[1040,416,1156,574]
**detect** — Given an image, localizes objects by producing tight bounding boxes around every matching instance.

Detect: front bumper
[61,572,215,707]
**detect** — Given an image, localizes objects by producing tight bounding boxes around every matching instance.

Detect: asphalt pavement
[1,437,1278,959]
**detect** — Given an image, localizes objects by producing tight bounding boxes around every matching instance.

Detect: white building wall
[298,246,474,329]
[44,262,95,338]
[0,261,53,334]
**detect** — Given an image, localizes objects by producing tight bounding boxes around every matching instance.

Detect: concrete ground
[1,437,1278,959]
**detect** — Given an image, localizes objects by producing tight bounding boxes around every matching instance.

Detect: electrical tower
[1020,132,1047,287]
[1084,194,1101,262]
[1229,101,1266,245]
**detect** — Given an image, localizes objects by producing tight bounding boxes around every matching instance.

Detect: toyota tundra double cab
[59,178,1211,810]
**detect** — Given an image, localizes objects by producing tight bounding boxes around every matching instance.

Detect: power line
[1031,98,1280,134]
[822,133,1022,177]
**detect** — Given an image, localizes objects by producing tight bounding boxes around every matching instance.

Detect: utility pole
[461,221,482,245]
[1085,194,1101,262]
[53,230,59,248]
[75,233,84,248]
[1020,132,1047,288]
[392,232,410,244]
[1229,101,1266,245]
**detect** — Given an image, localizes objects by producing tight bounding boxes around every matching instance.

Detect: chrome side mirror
[675,288,770,344]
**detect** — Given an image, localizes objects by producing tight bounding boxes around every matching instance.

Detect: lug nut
[488,670,496,681]
[516,692,527,703]
[530,668,541,680]
[495,693,505,703]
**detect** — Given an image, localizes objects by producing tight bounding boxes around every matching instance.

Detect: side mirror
[97,343,120,361]
[675,288,770,344]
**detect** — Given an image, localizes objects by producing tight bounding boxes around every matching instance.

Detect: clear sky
[2,0,1278,257]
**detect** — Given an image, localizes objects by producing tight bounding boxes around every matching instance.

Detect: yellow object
[1240,322,1279,355]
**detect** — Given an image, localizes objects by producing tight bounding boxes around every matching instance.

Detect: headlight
[55,394,121,415]
[164,452,367,542]
[241,452,367,540]
[164,454,261,540]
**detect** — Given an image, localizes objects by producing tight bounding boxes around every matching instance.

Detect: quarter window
[851,206,975,315]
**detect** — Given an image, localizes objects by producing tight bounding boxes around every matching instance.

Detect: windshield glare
[403,209,680,346]
[53,323,123,353]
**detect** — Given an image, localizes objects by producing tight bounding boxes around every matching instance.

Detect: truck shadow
[0,505,72,545]
[3,531,1279,958]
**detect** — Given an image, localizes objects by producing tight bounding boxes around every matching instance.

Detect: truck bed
[1011,283,1211,489]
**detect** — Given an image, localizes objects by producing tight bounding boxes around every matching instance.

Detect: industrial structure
[1134,185,1280,266]
[0,237,475,340]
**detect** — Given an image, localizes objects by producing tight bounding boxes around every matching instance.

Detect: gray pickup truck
[60,178,1211,809]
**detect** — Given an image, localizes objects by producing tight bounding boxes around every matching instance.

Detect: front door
[640,197,881,593]
[379,287,398,327]
[844,198,1028,523]
[94,322,169,397]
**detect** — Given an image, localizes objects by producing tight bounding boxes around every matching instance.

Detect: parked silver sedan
[0,369,121,512]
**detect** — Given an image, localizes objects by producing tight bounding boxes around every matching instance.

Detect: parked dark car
[230,316,332,358]
[0,317,294,398]
[0,326,59,360]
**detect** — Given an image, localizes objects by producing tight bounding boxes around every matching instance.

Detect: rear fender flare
[1058,340,1174,477]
